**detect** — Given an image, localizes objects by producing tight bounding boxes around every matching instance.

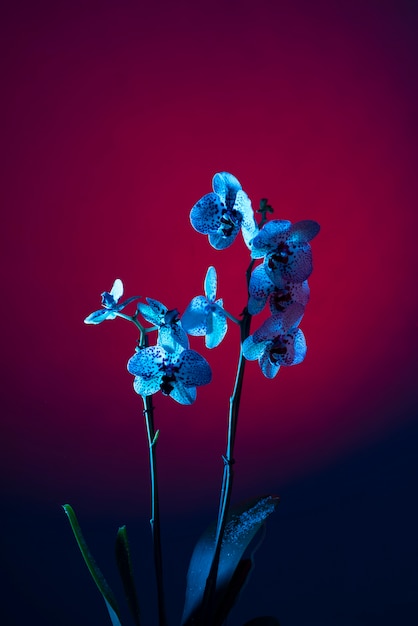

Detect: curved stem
[142,394,167,626]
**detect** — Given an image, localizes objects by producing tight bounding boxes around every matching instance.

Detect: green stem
[142,393,167,626]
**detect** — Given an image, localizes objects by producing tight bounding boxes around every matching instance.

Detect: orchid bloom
[248,264,310,315]
[181,266,228,348]
[250,219,320,286]
[242,303,307,378]
[190,172,258,250]
[84,279,140,324]
[137,298,189,351]
[127,343,212,405]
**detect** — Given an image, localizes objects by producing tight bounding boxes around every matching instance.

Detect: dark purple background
[2,1,418,624]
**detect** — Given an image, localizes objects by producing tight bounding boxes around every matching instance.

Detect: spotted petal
[269,280,310,315]
[264,242,313,285]
[250,220,291,259]
[208,227,240,250]
[127,345,165,379]
[133,374,162,396]
[190,193,224,234]
[253,303,305,342]
[176,350,212,387]
[235,190,258,248]
[287,220,320,243]
[212,172,242,208]
[137,298,167,325]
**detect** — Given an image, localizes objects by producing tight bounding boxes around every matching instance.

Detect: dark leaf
[115,526,141,626]
[181,495,279,626]
[62,504,123,626]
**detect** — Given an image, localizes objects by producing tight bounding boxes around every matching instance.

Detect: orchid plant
[64,172,320,626]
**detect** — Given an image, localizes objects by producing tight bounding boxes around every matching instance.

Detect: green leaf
[115,526,141,626]
[62,504,123,626]
[181,495,279,626]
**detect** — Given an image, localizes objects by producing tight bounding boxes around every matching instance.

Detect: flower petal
[190,193,224,234]
[205,310,227,349]
[287,220,320,243]
[84,309,115,324]
[204,266,217,302]
[288,328,307,365]
[169,383,197,405]
[265,242,313,284]
[235,190,258,248]
[212,172,241,208]
[268,280,310,314]
[259,350,281,379]
[158,324,189,352]
[133,375,162,396]
[181,296,209,335]
[250,220,291,258]
[137,298,167,325]
[127,345,165,379]
[109,279,124,302]
[248,265,275,314]
[176,350,212,387]
[242,335,267,361]
[208,229,240,250]
[253,303,304,342]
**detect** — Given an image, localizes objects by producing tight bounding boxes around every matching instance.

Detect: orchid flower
[250,219,320,286]
[181,266,228,348]
[84,279,140,324]
[248,264,310,315]
[137,298,189,351]
[242,303,307,378]
[127,343,212,405]
[190,172,258,250]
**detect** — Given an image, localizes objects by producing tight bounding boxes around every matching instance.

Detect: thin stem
[142,394,167,626]
[200,261,254,624]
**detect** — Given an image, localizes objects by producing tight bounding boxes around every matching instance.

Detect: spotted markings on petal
[127,345,166,378]
[190,193,225,234]
[177,350,212,386]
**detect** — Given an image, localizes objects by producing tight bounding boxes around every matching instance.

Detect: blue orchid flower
[190,172,258,250]
[84,279,140,324]
[242,303,307,378]
[250,219,320,286]
[248,264,310,315]
[127,344,212,405]
[137,298,189,351]
[181,266,228,348]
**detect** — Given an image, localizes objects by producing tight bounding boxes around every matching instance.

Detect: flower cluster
[243,218,320,377]
[190,172,320,378]
[84,173,319,397]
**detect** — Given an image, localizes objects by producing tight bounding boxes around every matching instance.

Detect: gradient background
[1,1,418,625]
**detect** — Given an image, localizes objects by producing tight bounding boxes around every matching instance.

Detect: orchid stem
[201,261,254,624]
[142,393,167,626]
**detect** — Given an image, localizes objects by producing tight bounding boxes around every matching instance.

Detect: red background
[2,1,418,625]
